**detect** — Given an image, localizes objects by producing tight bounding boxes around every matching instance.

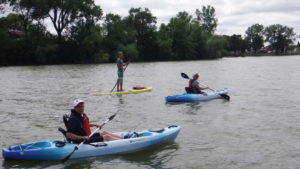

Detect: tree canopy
[0,1,299,66]
[264,24,296,54]
[245,24,264,53]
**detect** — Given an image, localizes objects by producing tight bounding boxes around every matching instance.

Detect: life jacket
[187,79,199,94]
[82,113,91,135]
[188,79,195,88]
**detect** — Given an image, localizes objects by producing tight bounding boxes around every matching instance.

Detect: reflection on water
[63,159,95,169]
[117,95,125,105]
[166,102,203,115]
[118,143,179,169]
[2,159,64,169]
[1,56,300,168]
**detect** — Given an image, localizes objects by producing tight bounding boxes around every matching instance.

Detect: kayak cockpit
[8,141,52,151]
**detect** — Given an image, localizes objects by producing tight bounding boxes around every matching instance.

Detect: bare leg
[117,80,120,91]
[100,131,123,139]
[120,82,123,91]
[102,135,123,142]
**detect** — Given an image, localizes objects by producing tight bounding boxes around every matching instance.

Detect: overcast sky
[96,0,300,37]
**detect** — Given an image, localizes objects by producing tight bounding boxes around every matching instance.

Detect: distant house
[7,29,25,39]
[260,45,273,54]
[294,47,300,52]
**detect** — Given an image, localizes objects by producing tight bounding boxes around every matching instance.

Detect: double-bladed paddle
[62,113,117,163]
[181,72,230,100]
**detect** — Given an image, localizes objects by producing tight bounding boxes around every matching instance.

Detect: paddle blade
[181,73,190,79]
[108,113,117,121]
[103,113,117,124]
[220,94,230,100]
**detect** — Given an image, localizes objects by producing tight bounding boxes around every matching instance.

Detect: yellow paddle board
[93,87,152,96]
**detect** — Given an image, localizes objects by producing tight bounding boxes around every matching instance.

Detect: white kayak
[3,125,180,160]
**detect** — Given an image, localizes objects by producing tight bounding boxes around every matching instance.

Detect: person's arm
[195,85,202,90]
[199,83,209,90]
[66,132,88,140]
[122,61,130,71]
[195,81,208,90]
[123,60,130,66]
[198,86,209,90]
[89,123,103,129]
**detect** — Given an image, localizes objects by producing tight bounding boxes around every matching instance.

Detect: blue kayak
[2,125,180,160]
[165,89,229,102]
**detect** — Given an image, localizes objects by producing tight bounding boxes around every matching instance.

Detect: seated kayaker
[186,73,208,94]
[66,99,124,143]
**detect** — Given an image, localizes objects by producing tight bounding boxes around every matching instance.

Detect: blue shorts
[118,71,123,82]
[118,71,124,78]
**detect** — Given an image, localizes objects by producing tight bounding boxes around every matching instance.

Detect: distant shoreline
[1,54,300,67]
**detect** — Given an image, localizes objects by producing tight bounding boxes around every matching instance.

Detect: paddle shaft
[62,113,116,163]
[110,62,130,93]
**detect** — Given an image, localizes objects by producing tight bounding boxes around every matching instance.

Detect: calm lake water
[1,55,300,169]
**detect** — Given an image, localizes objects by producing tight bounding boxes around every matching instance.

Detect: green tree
[2,0,38,38]
[125,7,157,61]
[157,23,173,60]
[195,5,217,35]
[0,0,6,13]
[167,11,196,60]
[264,24,296,54]
[67,21,106,63]
[0,13,23,30]
[225,34,248,54]
[245,24,264,53]
[33,0,102,40]
[102,13,136,61]
[0,13,50,65]
[206,35,228,58]
[190,19,208,59]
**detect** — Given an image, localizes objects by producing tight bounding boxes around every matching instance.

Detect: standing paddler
[116,51,130,92]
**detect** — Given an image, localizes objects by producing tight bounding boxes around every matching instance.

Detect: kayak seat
[57,114,71,143]
[63,114,69,128]
[58,128,71,143]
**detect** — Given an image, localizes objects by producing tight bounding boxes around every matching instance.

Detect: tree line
[0,0,299,66]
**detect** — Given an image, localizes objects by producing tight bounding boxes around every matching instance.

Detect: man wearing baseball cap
[66,99,123,143]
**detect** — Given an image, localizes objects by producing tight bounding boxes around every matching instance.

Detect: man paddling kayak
[186,73,208,94]
[116,51,130,92]
[66,99,124,143]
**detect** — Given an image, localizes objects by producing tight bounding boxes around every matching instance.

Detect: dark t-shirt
[67,110,103,143]
[117,58,124,72]
[67,110,87,137]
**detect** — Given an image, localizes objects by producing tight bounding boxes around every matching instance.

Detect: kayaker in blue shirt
[66,99,124,143]
[116,51,130,91]
[187,73,208,94]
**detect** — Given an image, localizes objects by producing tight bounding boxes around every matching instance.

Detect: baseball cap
[73,99,84,107]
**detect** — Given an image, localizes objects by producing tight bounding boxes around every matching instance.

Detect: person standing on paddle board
[188,73,209,94]
[116,51,130,91]
[66,99,124,143]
